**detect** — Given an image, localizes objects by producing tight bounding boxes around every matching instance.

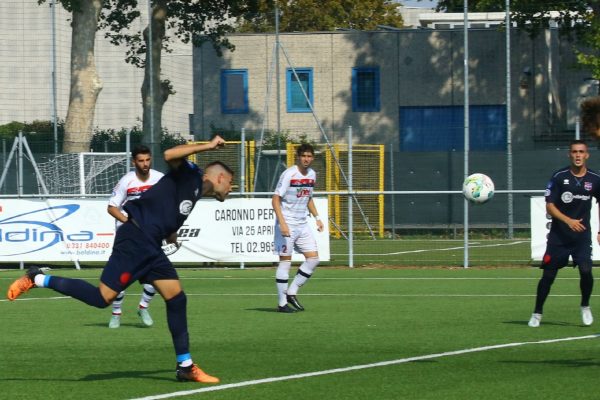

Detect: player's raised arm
[164,135,225,169]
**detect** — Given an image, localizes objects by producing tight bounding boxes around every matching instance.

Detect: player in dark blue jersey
[528,140,600,327]
[7,135,233,383]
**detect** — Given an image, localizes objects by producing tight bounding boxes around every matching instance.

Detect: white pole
[50,0,58,155]
[348,126,354,268]
[79,152,86,195]
[18,131,23,196]
[463,0,470,268]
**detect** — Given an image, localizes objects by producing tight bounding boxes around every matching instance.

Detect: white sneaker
[581,306,593,326]
[137,308,154,327]
[528,313,542,328]
[109,314,121,329]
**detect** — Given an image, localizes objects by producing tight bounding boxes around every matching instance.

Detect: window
[352,67,380,112]
[399,105,506,151]
[221,69,248,114]
[286,68,313,112]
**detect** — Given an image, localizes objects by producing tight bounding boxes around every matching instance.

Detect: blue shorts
[541,240,592,270]
[100,221,178,292]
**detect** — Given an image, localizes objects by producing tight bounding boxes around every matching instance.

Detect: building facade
[192,28,592,150]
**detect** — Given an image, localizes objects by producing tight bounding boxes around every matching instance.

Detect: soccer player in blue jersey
[7,135,233,383]
[528,140,600,327]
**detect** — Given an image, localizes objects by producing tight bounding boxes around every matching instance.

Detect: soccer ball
[462,173,495,204]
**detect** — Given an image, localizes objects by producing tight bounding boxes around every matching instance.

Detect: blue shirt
[124,160,204,244]
[545,167,600,244]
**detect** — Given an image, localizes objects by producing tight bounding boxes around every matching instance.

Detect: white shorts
[273,222,318,256]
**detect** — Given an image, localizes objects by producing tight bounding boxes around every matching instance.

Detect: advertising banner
[0,198,330,263]
[530,196,600,261]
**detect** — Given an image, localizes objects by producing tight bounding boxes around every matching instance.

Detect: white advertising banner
[0,198,330,263]
[530,196,600,261]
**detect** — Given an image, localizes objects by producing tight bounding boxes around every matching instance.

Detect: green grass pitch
[2,266,599,400]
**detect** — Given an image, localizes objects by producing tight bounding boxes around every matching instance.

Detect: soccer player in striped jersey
[272,143,324,313]
[107,144,164,328]
[7,135,233,383]
[528,140,600,327]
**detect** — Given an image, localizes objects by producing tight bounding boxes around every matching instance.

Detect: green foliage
[91,125,187,152]
[0,120,186,152]
[209,124,317,149]
[237,0,404,33]
[0,120,65,141]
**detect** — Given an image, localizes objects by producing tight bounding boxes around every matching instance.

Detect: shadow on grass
[502,320,575,327]
[83,322,153,328]
[246,307,281,313]
[499,358,600,368]
[3,369,174,382]
[80,369,174,382]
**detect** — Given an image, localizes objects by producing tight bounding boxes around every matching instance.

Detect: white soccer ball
[462,173,495,204]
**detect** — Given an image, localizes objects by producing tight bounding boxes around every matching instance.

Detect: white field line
[2,293,599,303]
[127,334,600,400]
[333,240,529,256]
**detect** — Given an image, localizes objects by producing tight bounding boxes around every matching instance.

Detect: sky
[399,0,438,8]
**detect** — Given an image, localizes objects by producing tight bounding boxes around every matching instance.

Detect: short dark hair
[132,144,151,159]
[570,139,588,148]
[296,143,315,157]
[581,96,600,137]
[205,160,234,176]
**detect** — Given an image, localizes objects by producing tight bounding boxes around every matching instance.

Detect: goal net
[37,152,129,195]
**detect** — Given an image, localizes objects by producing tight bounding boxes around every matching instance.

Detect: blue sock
[166,291,190,360]
[47,276,109,308]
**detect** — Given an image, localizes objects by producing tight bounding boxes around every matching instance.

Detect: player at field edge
[107,144,164,329]
[528,140,600,328]
[272,143,324,313]
[7,135,233,383]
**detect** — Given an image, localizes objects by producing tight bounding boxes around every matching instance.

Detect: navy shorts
[541,240,592,270]
[100,221,178,293]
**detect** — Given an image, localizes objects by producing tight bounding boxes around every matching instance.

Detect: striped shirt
[109,169,164,228]
[274,165,316,225]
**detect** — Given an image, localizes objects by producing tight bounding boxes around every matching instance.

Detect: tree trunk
[63,0,103,153]
[142,0,170,157]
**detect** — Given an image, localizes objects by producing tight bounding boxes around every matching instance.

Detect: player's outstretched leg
[137,284,156,326]
[8,267,109,308]
[7,266,43,300]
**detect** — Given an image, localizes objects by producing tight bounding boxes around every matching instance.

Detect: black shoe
[27,266,44,280]
[287,295,304,311]
[277,304,296,313]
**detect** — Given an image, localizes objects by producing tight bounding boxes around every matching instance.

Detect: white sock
[139,284,156,308]
[179,359,193,367]
[34,274,47,288]
[288,257,319,295]
[276,260,292,307]
[112,291,125,315]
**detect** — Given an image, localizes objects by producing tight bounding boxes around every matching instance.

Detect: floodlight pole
[463,0,470,268]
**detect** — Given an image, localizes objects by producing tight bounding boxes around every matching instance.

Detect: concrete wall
[0,0,193,136]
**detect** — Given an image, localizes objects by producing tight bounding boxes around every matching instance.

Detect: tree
[237,0,404,32]
[102,0,254,155]
[39,0,105,153]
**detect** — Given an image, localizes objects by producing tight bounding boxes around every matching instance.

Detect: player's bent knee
[579,264,593,275]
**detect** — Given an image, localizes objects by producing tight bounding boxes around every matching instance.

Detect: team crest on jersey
[585,182,593,191]
[179,200,193,215]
